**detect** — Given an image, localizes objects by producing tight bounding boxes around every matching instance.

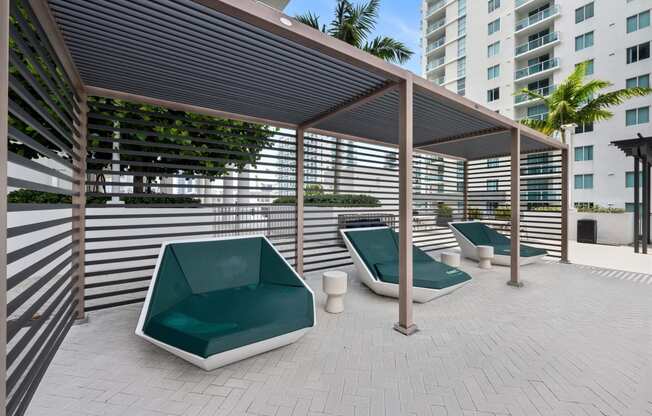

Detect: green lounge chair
[449,221,547,266]
[136,236,315,370]
[340,227,471,302]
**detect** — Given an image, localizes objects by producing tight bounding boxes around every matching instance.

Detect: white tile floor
[27,258,652,416]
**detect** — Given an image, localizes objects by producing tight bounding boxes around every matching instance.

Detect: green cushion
[345,228,471,289]
[374,261,471,289]
[452,222,547,257]
[143,237,314,358]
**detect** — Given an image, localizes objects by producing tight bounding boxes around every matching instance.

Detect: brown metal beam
[634,156,640,253]
[299,82,398,129]
[28,0,84,92]
[295,128,305,276]
[394,76,417,336]
[508,128,523,287]
[463,161,469,220]
[415,127,508,149]
[1,0,9,412]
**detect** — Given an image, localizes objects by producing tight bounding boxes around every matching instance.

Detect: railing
[427,18,446,34]
[515,0,533,8]
[515,31,559,56]
[514,85,556,104]
[432,76,445,85]
[515,57,560,79]
[426,0,446,16]
[515,5,560,32]
[525,113,549,121]
[427,36,446,53]
[427,56,446,71]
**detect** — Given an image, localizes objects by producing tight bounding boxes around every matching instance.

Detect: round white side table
[441,252,461,267]
[477,245,494,269]
[322,270,348,314]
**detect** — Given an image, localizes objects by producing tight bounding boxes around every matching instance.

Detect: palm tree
[518,62,651,139]
[296,0,413,193]
[295,0,413,64]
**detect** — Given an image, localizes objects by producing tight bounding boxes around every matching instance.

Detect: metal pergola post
[1,0,9,412]
[295,128,305,276]
[561,147,569,263]
[395,76,417,336]
[648,160,652,244]
[72,92,87,320]
[643,156,650,254]
[634,156,640,253]
[463,160,469,220]
[508,128,523,287]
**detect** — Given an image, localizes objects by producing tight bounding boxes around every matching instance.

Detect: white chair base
[323,270,347,314]
[441,252,460,267]
[477,245,494,269]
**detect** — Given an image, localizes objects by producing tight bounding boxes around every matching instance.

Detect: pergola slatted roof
[46,0,564,159]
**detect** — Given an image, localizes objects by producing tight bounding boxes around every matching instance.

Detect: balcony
[515,57,559,80]
[426,36,446,54]
[426,18,446,36]
[426,0,446,18]
[515,31,559,57]
[426,56,446,72]
[514,85,556,105]
[431,75,445,85]
[515,5,560,33]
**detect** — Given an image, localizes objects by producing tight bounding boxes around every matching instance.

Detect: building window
[575,31,594,51]
[627,10,650,33]
[487,180,499,192]
[487,64,500,80]
[457,57,466,78]
[487,41,500,57]
[626,171,643,188]
[626,106,650,125]
[488,18,500,35]
[575,174,594,189]
[575,145,593,161]
[575,2,595,23]
[488,0,500,13]
[458,37,466,57]
[575,122,594,134]
[487,87,500,102]
[626,74,650,88]
[627,42,650,64]
[487,158,500,168]
[575,202,595,209]
[458,0,466,16]
[527,103,548,120]
[576,59,594,75]
[458,16,467,36]
[457,78,466,96]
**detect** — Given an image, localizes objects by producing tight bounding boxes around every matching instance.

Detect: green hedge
[8,189,200,205]
[273,193,381,207]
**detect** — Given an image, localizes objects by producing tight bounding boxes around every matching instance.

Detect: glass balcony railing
[426,57,446,71]
[514,57,559,79]
[515,0,532,7]
[515,5,559,32]
[514,85,556,104]
[432,76,445,85]
[515,31,559,56]
[427,18,446,34]
[525,113,549,121]
[427,36,446,53]
[426,0,446,16]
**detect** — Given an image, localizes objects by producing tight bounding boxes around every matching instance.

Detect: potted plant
[436,203,453,226]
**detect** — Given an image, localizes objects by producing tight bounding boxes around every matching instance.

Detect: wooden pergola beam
[508,128,523,287]
[1,0,9,413]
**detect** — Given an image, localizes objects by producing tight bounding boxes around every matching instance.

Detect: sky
[284,0,423,74]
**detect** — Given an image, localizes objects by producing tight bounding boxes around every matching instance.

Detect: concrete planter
[569,211,638,245]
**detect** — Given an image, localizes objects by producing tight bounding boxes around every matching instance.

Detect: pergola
[0,1,569,412]
[612,134,651,254]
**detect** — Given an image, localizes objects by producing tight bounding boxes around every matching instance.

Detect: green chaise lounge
[136,236,315,370]
[448,221,547,266]
[340,227,471,302]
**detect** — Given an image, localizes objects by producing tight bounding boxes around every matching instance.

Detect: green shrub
[437,203,453,217]
[273,193,380,207]
[304,184,324,196]
[495,206,511,221]
[7,189,199,205]
[577,205,625,213]
[468,207,482,220]
[533,206,561,212]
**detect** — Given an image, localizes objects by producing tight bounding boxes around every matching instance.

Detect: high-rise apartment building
[421,0,651,210]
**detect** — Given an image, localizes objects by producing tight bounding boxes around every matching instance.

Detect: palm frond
[294,12,324,31]
[519,118,555,136]
[363,36,413,63]
[577,87,652,121]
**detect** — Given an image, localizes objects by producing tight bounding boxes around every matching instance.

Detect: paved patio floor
[28,258,652,416]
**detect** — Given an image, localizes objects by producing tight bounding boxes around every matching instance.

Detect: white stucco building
[421,0,651,210]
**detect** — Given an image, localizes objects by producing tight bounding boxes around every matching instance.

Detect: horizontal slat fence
[6,1,79,414]
[467,152,563,258]
[83,99,297,311]
[301,135,465,273]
